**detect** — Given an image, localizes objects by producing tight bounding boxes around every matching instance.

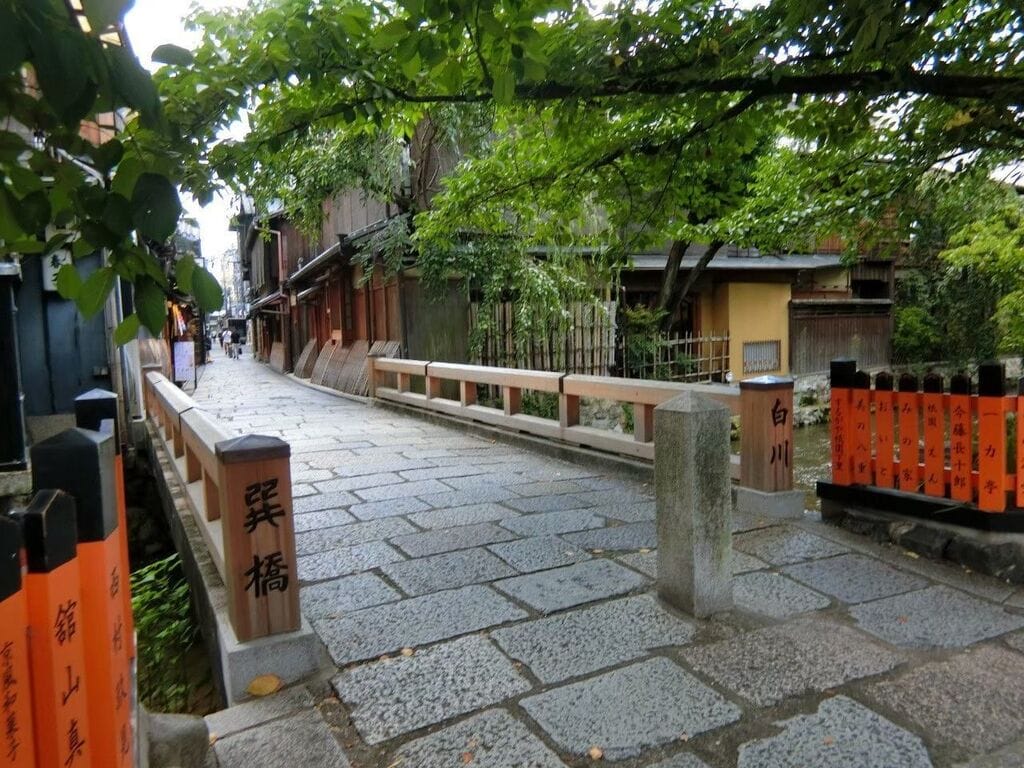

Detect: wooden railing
[830,358,1022,513]
[367,357,797,492]
[144,371,300,641]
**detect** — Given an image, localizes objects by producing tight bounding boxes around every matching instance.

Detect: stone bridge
[163,350,1024,768]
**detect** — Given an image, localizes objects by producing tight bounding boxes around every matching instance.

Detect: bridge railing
[143,371,300,641]
[829,358,1021,513]
[367,357,796,493]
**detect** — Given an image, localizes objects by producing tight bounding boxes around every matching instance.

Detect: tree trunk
[655,239,689,328]
[657,240,724,333]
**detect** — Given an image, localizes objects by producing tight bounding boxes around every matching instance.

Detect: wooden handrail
[365,356,779,478]
[143,372,299,641]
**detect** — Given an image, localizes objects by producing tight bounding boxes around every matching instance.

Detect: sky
[123,0,246,274]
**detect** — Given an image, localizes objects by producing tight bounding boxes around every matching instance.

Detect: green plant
[520,391,558,420]
[131,553,197,712]
[892,306,941,365]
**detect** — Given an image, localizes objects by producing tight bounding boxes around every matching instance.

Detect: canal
[792,421,833,510]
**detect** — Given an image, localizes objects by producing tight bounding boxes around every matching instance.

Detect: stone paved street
[195,352,1024,767]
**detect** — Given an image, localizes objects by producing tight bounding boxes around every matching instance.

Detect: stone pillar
[654,391,733,617]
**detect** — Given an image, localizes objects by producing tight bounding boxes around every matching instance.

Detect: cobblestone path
[193,351,1024,768]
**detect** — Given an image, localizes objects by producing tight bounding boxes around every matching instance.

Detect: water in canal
[792,421,833,510]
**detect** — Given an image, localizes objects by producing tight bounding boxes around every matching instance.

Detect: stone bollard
[654,391,733,617]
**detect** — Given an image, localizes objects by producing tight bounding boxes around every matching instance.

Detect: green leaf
[92,139,124,175]
[134,278,167,335]
[114,313,141,345]
[107,45,161,125]
[82,0,134,32]
[77,266,115,318]
[175,253,195,293]
[372,20,409,50]
[111,156,145,199]
[131,173,181,242]
[399,53,422,80]
[81,219,119,249]
[191,266,223,312]
[0,4,27,75]
[492,69,515,104]
[102,193,133,237]
[10,190,51,234]
[55,263,83,301]
[151,44,194,67]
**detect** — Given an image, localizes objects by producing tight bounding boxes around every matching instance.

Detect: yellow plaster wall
[725,282,791,377]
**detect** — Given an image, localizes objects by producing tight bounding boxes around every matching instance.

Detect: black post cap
[30,428,117,542]
[830,359,857,388]
[74,388,120,454]
[874,371,894,391]
[215,434,290,464]
[923,372,944,394]
[898,373,919,393]
[852,370,870,389]
[978,361,1006,397]
[0,516,21,601]
[950,372,972,395]
[16,490,77,573]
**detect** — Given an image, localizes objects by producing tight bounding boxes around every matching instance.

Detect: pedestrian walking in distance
[231,329,240,359]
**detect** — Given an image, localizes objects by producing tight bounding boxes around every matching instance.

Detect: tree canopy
[3,0,1023,340]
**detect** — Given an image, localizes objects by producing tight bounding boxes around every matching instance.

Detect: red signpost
[0,516,35,768]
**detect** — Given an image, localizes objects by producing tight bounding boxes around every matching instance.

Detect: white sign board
[173,340,195,384]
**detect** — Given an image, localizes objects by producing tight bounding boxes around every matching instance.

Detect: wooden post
[739,375,794,492]
[633,402,655,443]
[365,355,377,398]
[977,361,1007,512]
[397,372,411,393]
[32,428,134,766]
[829,359,855,485]
[559,394,580,429]
[0,516,36,768]
[897,373,920,492]
[851,371,872,484]
[425,375,442,399]
[873,372,895,489]
[216,435,300,641]
[503,386,521,416]
[922,373,945,496]
[1017,377,1024,509]
[73,388,134,658]
[18,490,92,768]
[949,372,973,502]
[459,380,477,407]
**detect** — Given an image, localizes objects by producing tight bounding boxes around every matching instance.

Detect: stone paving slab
[300,572,401,618]
[387,709,567,768]
[503,494,595,513]
[297,541,406,582]
[313,585,528,664]
[418,487,521,508]
[499,509,606,537]
[353,478,453,501]
[591,501,657,524]
[380,547,516,596]
[1006,630,1024,654]
[333,636,531,744]
[737,695,932,768]
[684,619,904,707]
[864,644,1024,755]
[488,535,592,572]
[492,595,695,683]
[647,754,711,768]
[732,571,831,619]
[407,503,518,530]
[733,527,849,565]
[849,585,1024,648]
[314,472,405,493]
[348,497,432,521]
[562,522,657,551]
[294,491,359,513]
[205,686,314,739]
[520,657,741,760]
[293,509,358,531]
[782,553,930,604]
[494,559,649,614]
[294,517,417,556]
[617,549,765,580]
[213,709,350,768]
[392,523,518,557]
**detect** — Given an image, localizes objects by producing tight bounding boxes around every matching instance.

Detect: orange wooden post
[829,359,855,485]
[74,389,134,659]
[216,435,300,641]
[850,371,872,484]
[18,490,92,768]
[459,380,477,407]
[949,373,973,502]
[1017,377,1024,509]
[922,373,946,497]
[897,373,920,492]
[0,516,36,768]
[32,429,133,766]
[977,362,1007,512]
[873,372,895,489]
[633,403,655,443]
[503,386,522,416]
[739,376,794,491]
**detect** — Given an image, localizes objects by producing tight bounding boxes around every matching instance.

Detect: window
[743,340,781,374]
